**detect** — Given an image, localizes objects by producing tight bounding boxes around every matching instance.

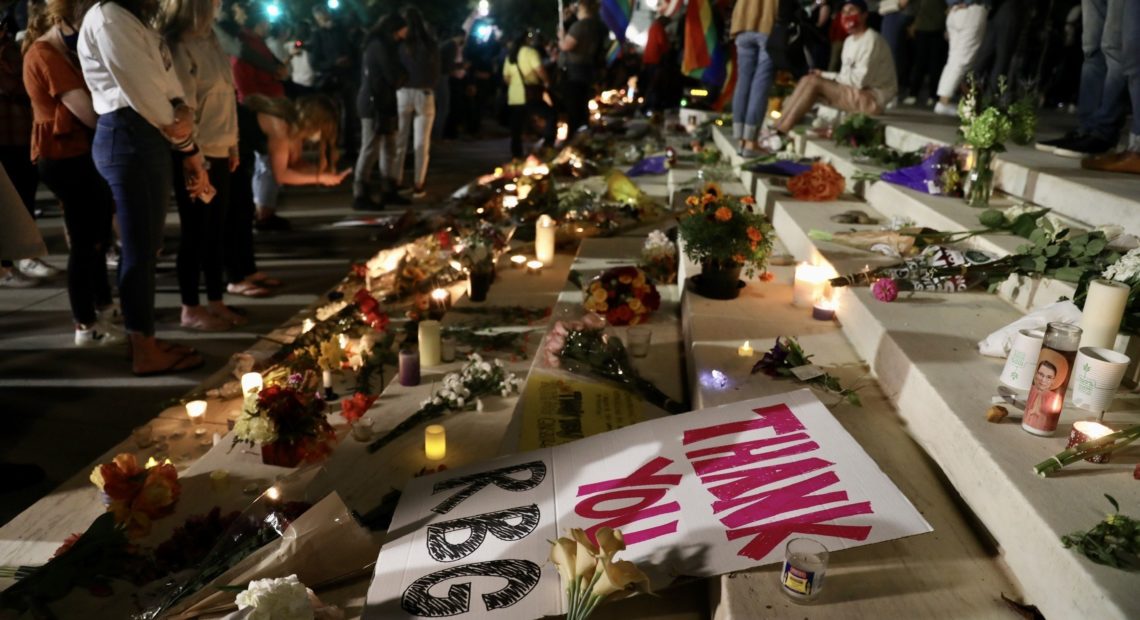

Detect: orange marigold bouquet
[583,266,662,326]
[678,183,775,278]
[787,162,846,201]
[89,453,181,538]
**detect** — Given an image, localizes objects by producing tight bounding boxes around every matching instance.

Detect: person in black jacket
[310,5,359,158]
[352,13,408,211]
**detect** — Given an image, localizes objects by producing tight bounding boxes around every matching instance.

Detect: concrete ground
[0,134,509,526]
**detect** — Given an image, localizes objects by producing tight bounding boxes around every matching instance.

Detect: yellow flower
[703,181,723,199]
[549,537,578,587]
[590,557,652,600]
[570,529,599,584]
[595,527,626,559]
[628,298,643,312]
[633,273,646,287]
[685,195,700,207]
[618,275,633,285]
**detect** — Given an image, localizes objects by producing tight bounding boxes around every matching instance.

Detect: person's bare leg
[776,75,822,133]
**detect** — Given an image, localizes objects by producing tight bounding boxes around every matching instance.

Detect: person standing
[353,12,407,211]
[966,0,1032,101]
[434,28,464,142]
[1080,0,1140,173]
[393,7,439,199]
[22,0,119,344]
[230,9,283,102]
[79,0,210,375]
[729,0,778,156]
[877,0,912,95]
[310,5,358,159]
[160,0,247,331]
[559,0,604,139]
[933,0,987,115]
[904,0,946,106]
[503,32,556,159]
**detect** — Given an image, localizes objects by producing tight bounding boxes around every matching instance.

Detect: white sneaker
[759,133,788,153]
[18,258,61,278]
[933,102,958,117]
[902,96,917,106]
[75,319,124,347]
[0,269,38,288]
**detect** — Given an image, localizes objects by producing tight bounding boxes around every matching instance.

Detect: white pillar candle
[535,215,556,264]
[419,320,442,367]
[1079,279,1130,349]
[793,263,831,307]
[322,369,334,389]
[240,372,263,395]
[425,424,446,460]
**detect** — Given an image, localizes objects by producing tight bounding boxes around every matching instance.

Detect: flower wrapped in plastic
[543,314,686,414]
[879,146,963,196]
[582,266,661,326]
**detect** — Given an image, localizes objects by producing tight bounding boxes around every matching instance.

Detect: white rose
[235,575,314,620]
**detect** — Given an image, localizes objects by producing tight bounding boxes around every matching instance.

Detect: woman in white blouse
[79,0,209,375]
[158,0,246,332]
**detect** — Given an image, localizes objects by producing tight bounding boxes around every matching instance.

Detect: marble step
[766,192,1140,620]
[815,105,1140,234]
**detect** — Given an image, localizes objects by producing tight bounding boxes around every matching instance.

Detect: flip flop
[227,281,272,298]
[133,352,205,377]
[247,273,283,288]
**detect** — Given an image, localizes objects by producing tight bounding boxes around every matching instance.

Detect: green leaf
[1019,256,1038,272]
[1107,494,1120,513]
[978,209,1006,228]
[1053,266,1087,283]
[1044,245,1061,257]
[1086,238,1107,256]
[1034,256,1048,272]
[1030,228,1048,248]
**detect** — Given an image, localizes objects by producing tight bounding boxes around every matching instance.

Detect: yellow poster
[517,371,644,450]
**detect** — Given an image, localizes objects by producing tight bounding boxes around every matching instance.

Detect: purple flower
[752,338,789,376]
[872,278,899,302]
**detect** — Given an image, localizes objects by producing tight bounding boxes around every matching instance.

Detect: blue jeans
[252,151,280,208]
[92,108,173,336]
[1123,0,1140,139]
[732,31,774,143]
[880,11,913,85]
[1080,0,1127,139]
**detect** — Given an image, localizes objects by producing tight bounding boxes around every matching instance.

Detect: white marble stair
[763,186,1140,620]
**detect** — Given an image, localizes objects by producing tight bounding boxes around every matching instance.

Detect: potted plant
[678,183,774,299]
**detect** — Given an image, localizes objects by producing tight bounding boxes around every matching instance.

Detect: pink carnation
[872,278,899,302]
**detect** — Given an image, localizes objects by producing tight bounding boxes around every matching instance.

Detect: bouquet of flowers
[879,146,963,196]
[233,574,343,619]
[233,372,336,466]
[366,353,524,454]
[957,75,1036,207]
[549,528,651,620]
[90,453,181,538]
[1061,495,1139,571]
[788,162,846,201]
[639,230,677,284]
[678,183,775,279]
[340,391,378,425]
[543,315,686,414]
[752,337,862,406]
[832,113,884,148]
[583,266,661,326]
[453,222,511,275]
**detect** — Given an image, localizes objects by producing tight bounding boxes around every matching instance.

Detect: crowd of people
[0,0,1136,377]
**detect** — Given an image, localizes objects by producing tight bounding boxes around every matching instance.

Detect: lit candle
[301,318,315,333]
[425,424,446,460]
[419,320,442,367]
[430,288,452,315]
[737,340,754,357]
[517,183,532,200]
[793,263,832,307]
[240,372,263,395]
[511,254,527,269]
[399,349,421,386]
[503,195,519,209]
[504,183,518,192]
[812,293,838,321]
[1067,420,1115,464]
[1079,279,1129,349]
[535,215,556,264]
[526,260,544,275]
[185,399,207,421]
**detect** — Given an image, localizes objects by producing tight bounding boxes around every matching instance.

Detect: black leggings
[173,155,230,306]
[37,154,115,325]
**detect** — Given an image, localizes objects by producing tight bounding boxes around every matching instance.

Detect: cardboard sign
[364,389,931,619]
[516,372,644,450]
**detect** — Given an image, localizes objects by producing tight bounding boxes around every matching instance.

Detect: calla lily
[550,537,578,586]
[570,528,599,582]
[590,557,652,600]
[594,527,625,560]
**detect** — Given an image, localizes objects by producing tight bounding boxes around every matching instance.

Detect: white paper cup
[1070,346,1131,413]
[999,328,1045,391]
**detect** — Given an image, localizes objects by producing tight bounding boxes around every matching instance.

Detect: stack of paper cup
[1070,346,1131,414]
[999,328,1045,391]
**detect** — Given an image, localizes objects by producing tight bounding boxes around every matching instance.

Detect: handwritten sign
[516,372,643,450]
[364,389,931,619]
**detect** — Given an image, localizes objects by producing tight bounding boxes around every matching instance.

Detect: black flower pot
[695,260,744,300]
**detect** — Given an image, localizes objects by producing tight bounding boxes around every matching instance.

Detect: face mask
[62,31,80,52]
[840,14,861,33]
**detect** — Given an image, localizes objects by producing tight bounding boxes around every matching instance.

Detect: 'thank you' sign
[363,389,932,619]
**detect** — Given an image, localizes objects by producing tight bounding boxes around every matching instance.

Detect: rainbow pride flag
[682,0,717,77]
[600,0,632,43]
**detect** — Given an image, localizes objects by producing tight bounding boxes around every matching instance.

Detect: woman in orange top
[22,0,119,347]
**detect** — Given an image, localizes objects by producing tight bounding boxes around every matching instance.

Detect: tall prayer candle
[419,320,442,367]
[793,263,831,307]
[535,215,556,264]
[1079,279,1129,349]
[399,349,421,386]
[424,424,446,460]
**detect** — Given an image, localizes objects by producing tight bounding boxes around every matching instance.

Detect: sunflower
[703,182,723,199]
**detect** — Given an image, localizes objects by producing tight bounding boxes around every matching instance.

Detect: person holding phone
[79,0,211,375]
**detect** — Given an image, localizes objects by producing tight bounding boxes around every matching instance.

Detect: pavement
[0,134,509,526]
